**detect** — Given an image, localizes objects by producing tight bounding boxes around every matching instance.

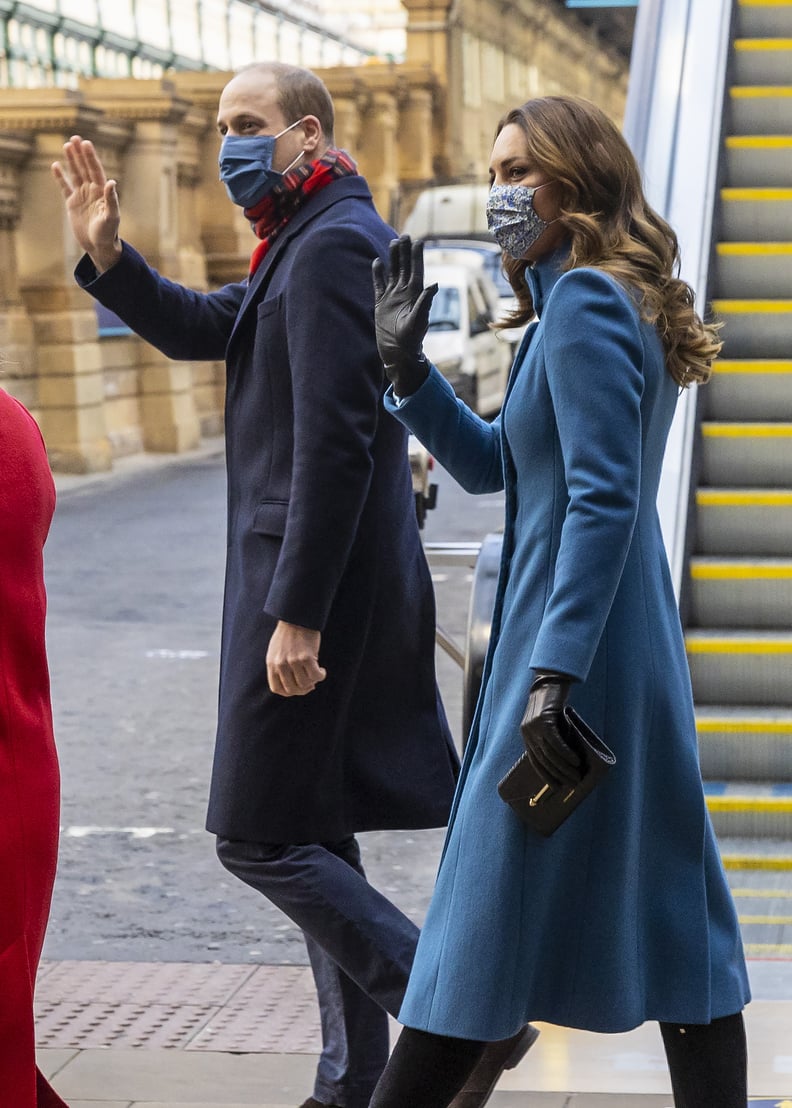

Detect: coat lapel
[226,177,376,348]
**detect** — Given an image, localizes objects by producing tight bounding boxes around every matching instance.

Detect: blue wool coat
[385,248,750,1036]
[75,176,458,843]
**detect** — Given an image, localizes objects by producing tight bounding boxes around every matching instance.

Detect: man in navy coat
[53,63,460,1108]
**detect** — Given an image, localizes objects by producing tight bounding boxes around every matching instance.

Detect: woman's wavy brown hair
[494,95,719,386]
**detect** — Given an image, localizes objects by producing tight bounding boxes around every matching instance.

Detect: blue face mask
[486,182,553,259]
[218,118,305,209]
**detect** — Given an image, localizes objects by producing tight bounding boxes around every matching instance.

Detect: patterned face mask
[486,182,553,259]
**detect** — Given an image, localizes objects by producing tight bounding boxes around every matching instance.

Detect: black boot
[369,1026,486,1108]
[448,1024,540,1107]
[659,1011,747,1108]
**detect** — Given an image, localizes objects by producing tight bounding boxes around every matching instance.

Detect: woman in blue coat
[368,96,750,1108]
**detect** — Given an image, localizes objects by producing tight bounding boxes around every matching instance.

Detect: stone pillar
[177,103,225,437]
[402,0,453,77]
[397,80,435,183]
[395,73,441,224]
[356,82,400,224]
[0,134,37,413]
[171,71,250,288]
[332,92,363,159]
[2,90,114,472]
[81,78,201,455]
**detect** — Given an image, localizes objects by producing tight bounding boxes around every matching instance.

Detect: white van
[422,255,512,417]
[403,184,491,240]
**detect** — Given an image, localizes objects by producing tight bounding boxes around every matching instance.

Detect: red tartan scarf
[245,147,358,276]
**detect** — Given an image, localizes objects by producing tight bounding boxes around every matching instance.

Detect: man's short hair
[243,62,335,143]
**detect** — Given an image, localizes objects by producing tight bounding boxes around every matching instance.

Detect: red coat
[0,391,68,1107]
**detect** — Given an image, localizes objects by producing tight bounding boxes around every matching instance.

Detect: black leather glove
[519,672,583,790]
[372,235,436,397]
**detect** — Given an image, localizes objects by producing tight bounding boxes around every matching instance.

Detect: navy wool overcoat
[385,248,750,1036]
[76,176,458,843]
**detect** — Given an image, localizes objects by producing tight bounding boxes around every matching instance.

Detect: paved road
[43,450,504,963]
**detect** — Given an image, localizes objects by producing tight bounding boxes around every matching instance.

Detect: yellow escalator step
[713,359,792,371]
[701,422,792,436]
[697,718,792,733]
[721,187,792,199]
[726,136,792,148]
[739,914,792,923]
[706,795,792,812]
[730,85,792,97]
[696,490,792,506]
[732,887,792,897]
[716,242,792,254]
[686,637,792,653]
[723,855,792,872]
[691,562,792,578]
[734,37,792,48]
[713,297,792,311]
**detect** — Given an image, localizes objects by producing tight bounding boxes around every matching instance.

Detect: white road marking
[63,826,175,839]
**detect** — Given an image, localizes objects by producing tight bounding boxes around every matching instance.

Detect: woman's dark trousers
[216,835,420,1108]
[660,1011,748,1107]
[368,1012,748,1108]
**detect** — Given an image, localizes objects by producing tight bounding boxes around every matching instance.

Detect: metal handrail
[622,0,733,598]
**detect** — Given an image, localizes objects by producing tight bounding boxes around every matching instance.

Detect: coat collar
[523,240,572,318]
[227,176,376,346]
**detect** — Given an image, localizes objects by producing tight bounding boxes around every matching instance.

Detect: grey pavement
[34,958,792,1105]
[38,442,792,1106]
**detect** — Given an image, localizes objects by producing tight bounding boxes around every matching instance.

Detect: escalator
[615,0,792,956]
[681,0,792,851]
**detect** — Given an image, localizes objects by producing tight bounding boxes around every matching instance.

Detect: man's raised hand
[52,136,122,274]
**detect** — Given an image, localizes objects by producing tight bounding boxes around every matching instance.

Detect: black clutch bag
[497,706,616,837]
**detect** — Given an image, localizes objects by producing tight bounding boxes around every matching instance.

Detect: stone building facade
[0,0,627,472]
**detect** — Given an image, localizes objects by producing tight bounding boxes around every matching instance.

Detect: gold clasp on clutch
[529,784,551,807]
[562,788,576,804]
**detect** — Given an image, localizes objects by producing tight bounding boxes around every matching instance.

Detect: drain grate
[35,961,322,1052]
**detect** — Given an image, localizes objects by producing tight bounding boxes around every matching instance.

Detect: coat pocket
[252,499,289,537]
